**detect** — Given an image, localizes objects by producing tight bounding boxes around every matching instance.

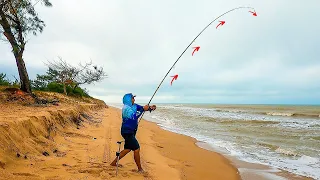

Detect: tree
[0,0,52,93]
[45,58,108,95]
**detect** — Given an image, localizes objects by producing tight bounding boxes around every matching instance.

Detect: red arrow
[170,74,178,86]
[192,46,200,56]
[216,21,225,29]
[249,11,257,16]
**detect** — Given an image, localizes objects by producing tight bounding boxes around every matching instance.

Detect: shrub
[0,73,11,86]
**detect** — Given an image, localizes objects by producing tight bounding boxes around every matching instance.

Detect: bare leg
[134,148,143,171]
[110,149,131,166]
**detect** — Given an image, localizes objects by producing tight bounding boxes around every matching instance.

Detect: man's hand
[143,105,157,112]
[150,105,156,111]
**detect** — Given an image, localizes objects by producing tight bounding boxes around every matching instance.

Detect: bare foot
[137,169,145,174]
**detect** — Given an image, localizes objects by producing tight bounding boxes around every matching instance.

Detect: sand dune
[0,99,239,180]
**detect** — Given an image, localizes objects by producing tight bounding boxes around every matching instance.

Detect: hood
[123,93,133,106]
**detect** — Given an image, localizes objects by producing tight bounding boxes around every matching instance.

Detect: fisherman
[110,93,156,172]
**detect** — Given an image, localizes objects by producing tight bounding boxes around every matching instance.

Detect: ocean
[110,104,320,179]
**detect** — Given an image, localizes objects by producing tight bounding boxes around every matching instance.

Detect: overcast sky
[1,0,319,104]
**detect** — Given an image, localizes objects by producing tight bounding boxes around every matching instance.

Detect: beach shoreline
[112,107,241,180]
[0,102,314,180]
[125,106,313,180]
[131,103,319,180]
[196,141,312,180]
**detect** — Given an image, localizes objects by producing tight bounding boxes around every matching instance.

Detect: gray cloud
[1,0,319,104]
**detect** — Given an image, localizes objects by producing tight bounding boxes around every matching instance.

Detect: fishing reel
[148,105,156,113]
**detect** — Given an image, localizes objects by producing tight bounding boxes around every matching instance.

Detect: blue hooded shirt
[121,93,144,134]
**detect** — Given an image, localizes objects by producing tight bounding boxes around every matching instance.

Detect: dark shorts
[121,133,140,151]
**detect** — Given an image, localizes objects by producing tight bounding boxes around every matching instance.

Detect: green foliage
[46,82,64,93]
[45,82,90,97]
[32,72,91,98]
[31,73,52,91]
[45,67,59,82]
[70,87,90,97]
[0,73,11,86]
[30,64,94,97]
[1,71,91,97]
[0,73,20,88]
[0,0,52,40]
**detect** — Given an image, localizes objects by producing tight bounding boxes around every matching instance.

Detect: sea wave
[275,147,298,157]
[157,105,320,130]
[257,142,279,150]
[144,111,320,179]
[266,112,294,117]
[265,112,320,119]
[311,136,320,141]
[143,105,320,179]
[214,109,249,113]
[293,113,320,118]
[204,119,280,125]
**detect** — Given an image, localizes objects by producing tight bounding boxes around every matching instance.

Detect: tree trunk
[0,9,32,93]
[15,53,32,93]
[63,82,67,95]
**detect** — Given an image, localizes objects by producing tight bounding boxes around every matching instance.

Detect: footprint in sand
[78,168,103,175]
[72,157,82,162]
[41,166,60,171]
[0,161,5,169]
[109,171,129,178]
[13,172,40,177]
[45,175,61,180]
[130,169,150,177]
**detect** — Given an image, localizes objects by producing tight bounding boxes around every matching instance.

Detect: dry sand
[0,103,240,180]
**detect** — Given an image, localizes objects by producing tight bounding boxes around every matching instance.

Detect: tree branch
[0,7,19,53]
[45,58,107,89]
[4,12,18,24]
[8,0,25,52]
[0,1,6,9]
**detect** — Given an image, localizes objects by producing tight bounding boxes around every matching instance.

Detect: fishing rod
[139,6,256,123]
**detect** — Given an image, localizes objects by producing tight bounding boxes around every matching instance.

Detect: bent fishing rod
[138,6,256,123]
